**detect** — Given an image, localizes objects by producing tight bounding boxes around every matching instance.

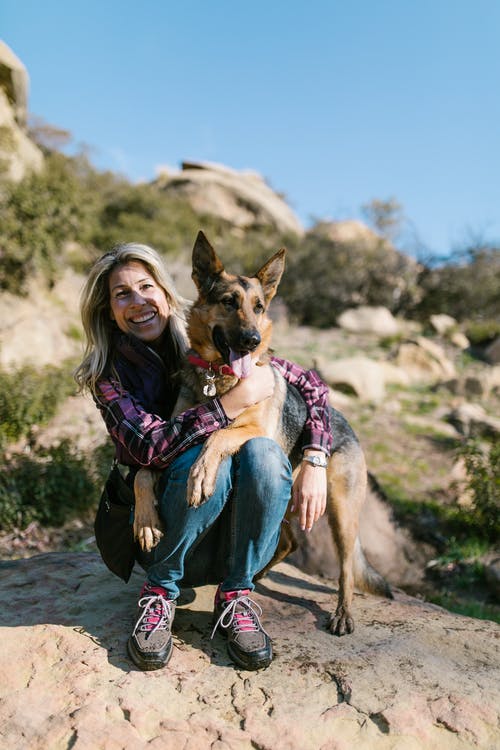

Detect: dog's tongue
[229,350,252,378]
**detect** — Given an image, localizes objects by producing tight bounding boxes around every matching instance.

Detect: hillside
[1,36,499,631]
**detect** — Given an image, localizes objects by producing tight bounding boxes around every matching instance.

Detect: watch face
[305,455,327,467]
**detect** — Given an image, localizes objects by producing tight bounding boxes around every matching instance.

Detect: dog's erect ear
[255,248,286,305]
[192,231,225,294]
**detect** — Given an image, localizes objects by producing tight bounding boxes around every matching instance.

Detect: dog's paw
[187,462,205,507]
[134,509,163,552]
[328,606,354,636]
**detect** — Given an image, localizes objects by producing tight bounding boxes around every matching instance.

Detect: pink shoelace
[132,586,172,637]
[211,590,268,639]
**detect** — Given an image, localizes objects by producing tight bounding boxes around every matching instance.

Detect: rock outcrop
[318,356,389,402]
[1,552,499,749]
[394,337,457,383]
[0,269,84,369]
[337,306,400,337]
[0,41,43,181]
[156,161,304,237]
[446,402,500,439]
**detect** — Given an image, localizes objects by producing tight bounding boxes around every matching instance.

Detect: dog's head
[188,230,286,377]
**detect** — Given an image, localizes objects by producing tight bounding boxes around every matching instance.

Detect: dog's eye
[254,301,265,313]
[221,296,238,310]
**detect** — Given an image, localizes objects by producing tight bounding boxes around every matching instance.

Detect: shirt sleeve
[95,377,231,468]
[270,356,332,456]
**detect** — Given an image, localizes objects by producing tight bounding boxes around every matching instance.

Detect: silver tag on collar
[203,373,217,397]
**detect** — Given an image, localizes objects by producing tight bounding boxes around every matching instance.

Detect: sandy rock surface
[1,553,499,750]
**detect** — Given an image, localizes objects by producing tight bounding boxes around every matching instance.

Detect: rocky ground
[1,552,499,750]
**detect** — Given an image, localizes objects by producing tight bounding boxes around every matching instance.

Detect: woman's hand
[219,362,275,419]
[291,452,328,532]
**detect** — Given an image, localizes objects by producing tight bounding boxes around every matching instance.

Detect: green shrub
[0,152,103,292]
[0,361,76,448]
[90,181,226,259]
[278,228,421,327]
[0,440,99,530]
[464,319,500,347]
[456,439,500,542]
[415,246,500,322]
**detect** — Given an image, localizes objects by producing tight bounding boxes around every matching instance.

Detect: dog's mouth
[213,326,254,379]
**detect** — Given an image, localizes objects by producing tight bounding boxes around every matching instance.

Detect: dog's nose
[239,329,261,351]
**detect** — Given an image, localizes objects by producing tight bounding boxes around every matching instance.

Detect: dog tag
[203,373,217,397]
[203,382,217,397]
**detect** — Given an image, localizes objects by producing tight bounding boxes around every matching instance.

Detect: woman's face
[108,261,170,345]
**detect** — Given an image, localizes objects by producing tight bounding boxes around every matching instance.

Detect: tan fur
[133,231,391,635]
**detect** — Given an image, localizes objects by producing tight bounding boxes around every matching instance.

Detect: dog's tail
[353,537,393,598]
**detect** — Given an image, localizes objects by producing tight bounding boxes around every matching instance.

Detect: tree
[361,197,404,243]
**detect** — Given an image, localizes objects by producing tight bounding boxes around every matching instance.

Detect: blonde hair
[74,243,189,395]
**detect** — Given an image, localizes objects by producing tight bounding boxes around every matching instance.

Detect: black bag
[94,464,137,582]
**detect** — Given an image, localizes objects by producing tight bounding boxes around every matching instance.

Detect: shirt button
[213,421,219,427]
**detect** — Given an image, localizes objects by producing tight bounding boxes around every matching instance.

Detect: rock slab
[0,553,499,750]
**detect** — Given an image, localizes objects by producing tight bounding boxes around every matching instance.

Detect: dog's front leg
[134,468,164,552]
[188,427,260,507]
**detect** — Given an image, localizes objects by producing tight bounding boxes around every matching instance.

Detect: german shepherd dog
[134,231,391,635]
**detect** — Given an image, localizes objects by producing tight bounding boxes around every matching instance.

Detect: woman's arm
[95,377,231,468]
[270,356,331,532]
[269,356,332,456]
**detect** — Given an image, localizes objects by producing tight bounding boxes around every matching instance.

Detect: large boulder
[394,337,456,383]
[0,41,43,181]
[311,219,382,246]
[429,313,457,336]
[337,305,400,337]
[156,160,304,236]
[446,402,500,439]
[318,356,388,402]
[0,552,499,749]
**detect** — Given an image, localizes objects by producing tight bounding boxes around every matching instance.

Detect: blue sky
[2,1,500,258]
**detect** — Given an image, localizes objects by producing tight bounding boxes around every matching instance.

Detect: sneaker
[211,587,272,670]
[127,583,175,671]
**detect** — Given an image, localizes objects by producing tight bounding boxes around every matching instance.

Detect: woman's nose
[130,290,147,305]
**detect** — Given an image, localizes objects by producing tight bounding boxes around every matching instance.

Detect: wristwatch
[302,453,328,468]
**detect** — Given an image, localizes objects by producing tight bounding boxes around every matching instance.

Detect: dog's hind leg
[325,444,363,635]
[325,441,391,635]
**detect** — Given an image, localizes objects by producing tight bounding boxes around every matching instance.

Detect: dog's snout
[240,329,261,351]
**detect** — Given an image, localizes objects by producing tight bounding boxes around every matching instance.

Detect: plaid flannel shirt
[95,338,332,468]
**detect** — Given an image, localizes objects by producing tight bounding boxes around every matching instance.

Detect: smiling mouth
[129,310,157,325]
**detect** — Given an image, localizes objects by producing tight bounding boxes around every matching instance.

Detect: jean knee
[239,437,292,479]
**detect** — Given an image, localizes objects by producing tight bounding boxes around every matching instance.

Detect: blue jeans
[138,438,292,600]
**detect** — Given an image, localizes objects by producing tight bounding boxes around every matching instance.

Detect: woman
[75,242,332,672]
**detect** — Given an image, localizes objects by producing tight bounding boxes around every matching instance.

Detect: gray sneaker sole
[127,635,173,671]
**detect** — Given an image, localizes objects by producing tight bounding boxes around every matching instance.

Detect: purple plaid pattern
[96,379,230,468]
